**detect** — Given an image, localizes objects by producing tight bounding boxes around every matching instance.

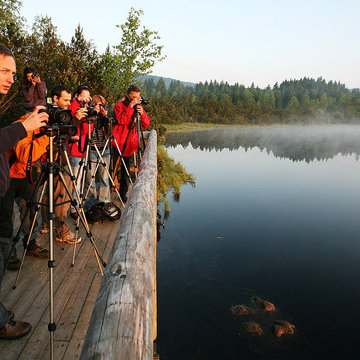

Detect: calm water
[157,126,360,360]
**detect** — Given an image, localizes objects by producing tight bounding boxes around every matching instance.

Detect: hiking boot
[40,223,48,234]
[56,231,81,245]
[0,319,31,340]
[6,256,20,271]
[26,244,48,259]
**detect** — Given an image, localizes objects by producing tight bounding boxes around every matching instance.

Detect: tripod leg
[61,150,106,273]
[92,144,125,208]
[13,180,48,289]
[112,136,133,185]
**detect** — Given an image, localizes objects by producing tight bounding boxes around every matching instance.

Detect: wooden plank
[63,275,102,360]
[80,130,158,360]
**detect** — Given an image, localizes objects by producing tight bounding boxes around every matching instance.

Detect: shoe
[26,244,48,259]
[6,256,20,271]
[40,223,48,234]
[0,319,31,340]
[56,231,81,245]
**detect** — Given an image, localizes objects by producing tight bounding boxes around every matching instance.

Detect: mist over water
[157,125,360,360]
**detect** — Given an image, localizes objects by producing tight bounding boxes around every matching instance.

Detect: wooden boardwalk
[0,209,121,360]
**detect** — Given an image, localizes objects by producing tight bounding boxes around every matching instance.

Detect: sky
[20,0,360,89]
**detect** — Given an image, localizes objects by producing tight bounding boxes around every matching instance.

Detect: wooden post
[81,130,158,360]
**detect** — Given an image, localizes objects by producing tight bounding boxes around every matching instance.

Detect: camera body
[31,73,39,80]
[140,97,149,105]
[39,104,77,136]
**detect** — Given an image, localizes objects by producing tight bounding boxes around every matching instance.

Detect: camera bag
[85,201,121,224]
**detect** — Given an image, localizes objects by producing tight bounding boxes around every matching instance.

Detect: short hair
[92,94,107,106]
[74,85,90,97]
[127,84,141,94]
[51,85,70,101]
[24,67,34,77]
[0,45,15,59]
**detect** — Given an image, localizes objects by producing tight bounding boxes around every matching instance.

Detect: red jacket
[113,98,150,157]
[68,98,94,158]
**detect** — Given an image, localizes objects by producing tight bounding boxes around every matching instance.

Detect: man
[113,84,150,201]
[68,85,91,215]
[0,45,48,340]
[22,67,47,112]
[47,85,83,244]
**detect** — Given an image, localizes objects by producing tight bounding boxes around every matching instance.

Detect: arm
[22,83,36,103]
[35,81,47,101]
[0,123,27,153]
[14,129,49,165]
[140,109,150,129]
[114,101,134,126]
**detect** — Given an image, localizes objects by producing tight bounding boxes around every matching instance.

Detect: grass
[157,144,194,202]
[164,122,235,133]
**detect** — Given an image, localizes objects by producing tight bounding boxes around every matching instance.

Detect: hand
[137,105,144,115]
[100,107,108,116]
[34,75,41,83]
[70,135,79,142]
[130,97,141,108]
[22,106,49,132]
[75,107,88,120]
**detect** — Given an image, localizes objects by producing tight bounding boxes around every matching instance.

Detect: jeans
[0,249,9,328]
[69,156,84,212]
[0,178,39,260]
[86,149,111,203]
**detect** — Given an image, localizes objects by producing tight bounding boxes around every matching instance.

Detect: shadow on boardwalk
[0,204,121,360]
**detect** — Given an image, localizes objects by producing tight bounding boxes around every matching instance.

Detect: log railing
[81,130,158,360]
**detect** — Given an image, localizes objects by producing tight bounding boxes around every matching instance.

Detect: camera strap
[26,138,35,185]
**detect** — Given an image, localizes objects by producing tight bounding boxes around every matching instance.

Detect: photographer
[85,94,111,205]
[39,85,82,245]
[113,84,150,202]
[68,85,91,215]
[0,46,48,340]
[22,67,47,112]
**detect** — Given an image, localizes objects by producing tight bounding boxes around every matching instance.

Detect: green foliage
[100,8,165,102]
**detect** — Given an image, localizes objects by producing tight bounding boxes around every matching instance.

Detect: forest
[142,77,360,126]
[1,1,359,128]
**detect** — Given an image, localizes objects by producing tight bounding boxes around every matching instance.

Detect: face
[26,72,33,82]
[127,91,141,102]
[53,91,71,109]
[76,90,91,105]
[0,55,16,95]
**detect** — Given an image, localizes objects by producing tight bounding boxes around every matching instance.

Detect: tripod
[71,118,128,266]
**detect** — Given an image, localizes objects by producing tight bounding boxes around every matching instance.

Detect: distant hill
[139,74,195,88]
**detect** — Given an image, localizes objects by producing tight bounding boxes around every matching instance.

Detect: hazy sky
[20,0,360,88]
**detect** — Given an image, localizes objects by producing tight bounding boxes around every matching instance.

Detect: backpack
[85,202,121,224]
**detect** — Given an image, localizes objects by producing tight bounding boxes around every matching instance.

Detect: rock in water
[252,296,276,312]
[231,305,255,316]
[242,322,264,336]
[273,320,295,337]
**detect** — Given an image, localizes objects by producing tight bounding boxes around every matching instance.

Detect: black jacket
[0,122,27,196]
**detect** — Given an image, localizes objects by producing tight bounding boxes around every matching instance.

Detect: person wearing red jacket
[113,84,150,201]
[68,85,91,216]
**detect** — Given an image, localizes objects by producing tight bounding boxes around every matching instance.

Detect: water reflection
[157,126,360,360]
[165,125,360,162]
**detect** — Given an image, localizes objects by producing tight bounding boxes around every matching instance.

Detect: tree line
[141,77,360,126]
[1,0,359,128]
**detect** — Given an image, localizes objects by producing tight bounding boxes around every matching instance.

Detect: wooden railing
[80,130,158,360]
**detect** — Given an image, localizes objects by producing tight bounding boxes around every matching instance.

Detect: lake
[156,125,360,360]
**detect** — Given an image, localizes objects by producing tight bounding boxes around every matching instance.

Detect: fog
[165,125,360,163]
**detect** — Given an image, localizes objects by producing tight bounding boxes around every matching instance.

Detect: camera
[31,73,39,79]
[80,101,98,118]
[140,97,149,105]
[39,104,77,136]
